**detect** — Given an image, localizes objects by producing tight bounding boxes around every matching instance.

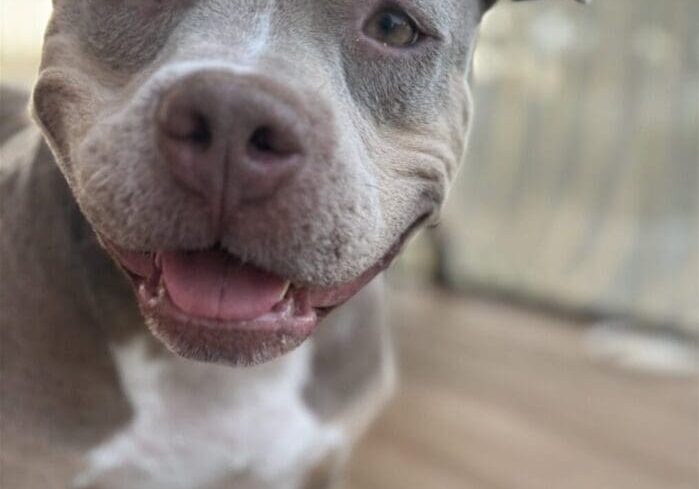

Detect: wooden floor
[347,288,698,489]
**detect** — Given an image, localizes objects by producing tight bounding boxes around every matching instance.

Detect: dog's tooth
[279,281,291,301]
[138,283,148,300]
[141,283,166,308]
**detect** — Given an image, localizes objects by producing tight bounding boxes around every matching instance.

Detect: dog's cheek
[32,70,98,184]
[448,74,474,168]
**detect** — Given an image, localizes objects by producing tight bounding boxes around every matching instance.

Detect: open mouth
[111,245,382,333]
[101,216,426,365]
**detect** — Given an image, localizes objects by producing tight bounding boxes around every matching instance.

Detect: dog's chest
[74,335,341,489]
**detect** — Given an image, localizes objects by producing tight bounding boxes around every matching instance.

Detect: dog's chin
[141,298,317,367]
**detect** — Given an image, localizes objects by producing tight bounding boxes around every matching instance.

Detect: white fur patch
[247,4,275,61]
[73,336,342,489]
[157,3,276,83]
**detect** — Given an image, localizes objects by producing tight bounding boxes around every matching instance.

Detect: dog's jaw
[101,213,426,366]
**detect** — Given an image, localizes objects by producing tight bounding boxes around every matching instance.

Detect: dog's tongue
[160,251,288,321]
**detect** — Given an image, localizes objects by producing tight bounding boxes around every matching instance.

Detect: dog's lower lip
[136,276,316,333]
[130,265,318,365]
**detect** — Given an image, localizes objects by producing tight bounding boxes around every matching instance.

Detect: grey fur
[1,0,584,487]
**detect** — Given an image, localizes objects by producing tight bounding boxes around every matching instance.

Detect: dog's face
[31,0,557,365]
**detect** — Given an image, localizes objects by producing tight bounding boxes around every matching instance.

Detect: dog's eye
[364,9,421,48]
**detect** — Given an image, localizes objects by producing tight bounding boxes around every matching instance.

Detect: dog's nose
[156,71,308,207]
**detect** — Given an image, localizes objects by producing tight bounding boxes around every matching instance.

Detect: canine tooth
[279,281,291,300]
[142,284,166,308]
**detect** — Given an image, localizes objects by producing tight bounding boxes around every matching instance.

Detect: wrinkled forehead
[54,0,480,22]
[53,0,484,57]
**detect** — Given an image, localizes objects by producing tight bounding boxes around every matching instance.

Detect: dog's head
[32,0,583,365]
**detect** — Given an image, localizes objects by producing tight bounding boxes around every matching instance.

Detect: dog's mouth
[111,245,384,331]
[102,215,426,365]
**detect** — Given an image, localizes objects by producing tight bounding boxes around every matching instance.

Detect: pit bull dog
[0,0,586,487]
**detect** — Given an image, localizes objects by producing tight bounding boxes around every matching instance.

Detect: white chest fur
[73,336,342,489]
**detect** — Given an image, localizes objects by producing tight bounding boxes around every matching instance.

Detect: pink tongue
[161,251,288,321]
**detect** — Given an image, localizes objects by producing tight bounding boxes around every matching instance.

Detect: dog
[0,0,586,487]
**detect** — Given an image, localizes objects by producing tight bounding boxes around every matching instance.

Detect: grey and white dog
[0,0,584,488]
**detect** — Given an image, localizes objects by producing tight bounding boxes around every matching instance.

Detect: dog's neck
[75,334,340,489]
[0,126,135,463]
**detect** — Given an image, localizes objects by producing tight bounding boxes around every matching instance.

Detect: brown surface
[347,288,698,489]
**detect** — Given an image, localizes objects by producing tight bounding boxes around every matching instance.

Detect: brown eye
[364,9,421,48]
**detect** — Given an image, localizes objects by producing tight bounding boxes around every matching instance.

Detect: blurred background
[2,1,698,488]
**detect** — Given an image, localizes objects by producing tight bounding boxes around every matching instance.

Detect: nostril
[187,114,213,148]
[249,127,275,153]
[168,111,212,149]
[247,126,301,163]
